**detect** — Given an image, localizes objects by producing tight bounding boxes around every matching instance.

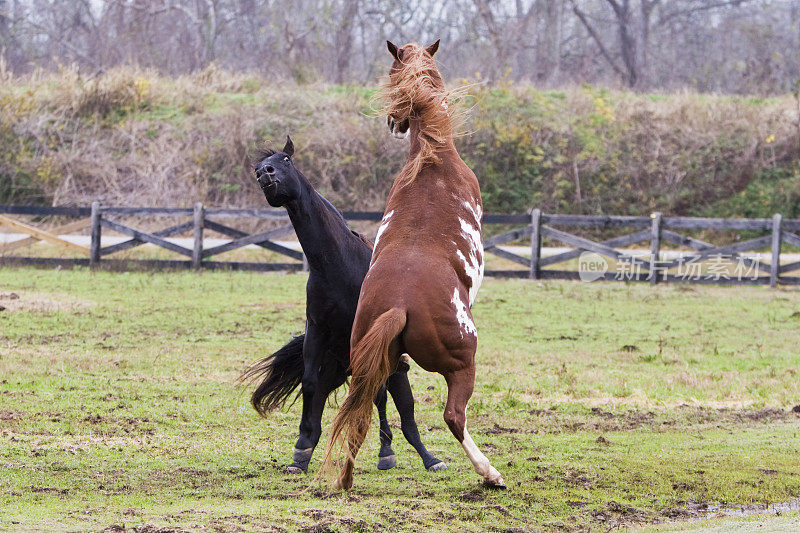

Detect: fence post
[192,202,204,270]
[90,201,101,269]
[770,213,782,288]
[529,208,542,280]
[649,212,662,285]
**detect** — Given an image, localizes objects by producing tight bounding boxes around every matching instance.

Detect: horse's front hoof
[482,477,507,490]
[292,447,313,463]
[285,464,306,474]
[427,461,447,472]
[377,454,397,470]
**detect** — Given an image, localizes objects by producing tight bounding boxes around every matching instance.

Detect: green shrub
[711,167,800,219]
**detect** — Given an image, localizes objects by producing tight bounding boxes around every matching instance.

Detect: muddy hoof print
[285,465,306,474]
[377,454,397,470]
[427,461,447,472]
[483,479,507,490]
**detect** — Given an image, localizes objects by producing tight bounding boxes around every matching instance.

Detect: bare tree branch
[570,0,628,80]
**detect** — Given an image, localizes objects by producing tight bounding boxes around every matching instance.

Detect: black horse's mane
[317,193,345,222]
[250,148,276,170]
[317,193,373,248]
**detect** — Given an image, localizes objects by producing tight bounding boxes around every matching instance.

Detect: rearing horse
[324,40,505,490]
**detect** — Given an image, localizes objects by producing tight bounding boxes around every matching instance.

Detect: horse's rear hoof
[333,474,352,491]
[483,479,507,490]
[377,454,397,470]
[285,465,306,474]
[427,461,447,472]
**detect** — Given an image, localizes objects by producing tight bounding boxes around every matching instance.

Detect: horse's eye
[284,156,290,162]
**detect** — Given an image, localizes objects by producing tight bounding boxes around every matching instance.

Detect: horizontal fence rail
[1,204,799,286]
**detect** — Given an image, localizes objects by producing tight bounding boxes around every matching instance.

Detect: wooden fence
[1,204,799,286]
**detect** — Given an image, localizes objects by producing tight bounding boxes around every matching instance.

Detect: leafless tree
[2,0,797,94]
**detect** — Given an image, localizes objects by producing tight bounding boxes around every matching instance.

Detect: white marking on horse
[456,249,482,306]
[458,216,484,306]
[451,287,476,338]
[374,210,394,250]
[463,200,481,226]
[460,416,503,484]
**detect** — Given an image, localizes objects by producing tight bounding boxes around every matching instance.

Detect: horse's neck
[401,119,472,196]
[285,182,349,268]
[407,119,456,160]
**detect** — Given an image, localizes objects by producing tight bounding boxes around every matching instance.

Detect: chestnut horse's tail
[322,307,406,486]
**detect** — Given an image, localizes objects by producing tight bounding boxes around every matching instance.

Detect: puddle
[709,500,800,518]
[665,499,800,521]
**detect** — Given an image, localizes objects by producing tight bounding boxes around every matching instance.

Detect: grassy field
[1,267,799,532]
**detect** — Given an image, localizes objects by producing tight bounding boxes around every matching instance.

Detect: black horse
[242,136,445,474]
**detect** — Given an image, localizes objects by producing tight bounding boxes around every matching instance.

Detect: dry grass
[1,66,798,216]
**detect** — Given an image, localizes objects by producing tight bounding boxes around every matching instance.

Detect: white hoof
[483,475,506,489]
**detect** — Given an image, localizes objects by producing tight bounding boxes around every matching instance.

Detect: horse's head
[253,136,302,207]
[385,39,440,139]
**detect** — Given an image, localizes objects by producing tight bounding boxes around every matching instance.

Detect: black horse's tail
[239,335,305,417]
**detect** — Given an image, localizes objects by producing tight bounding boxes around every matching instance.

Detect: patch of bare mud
[524,405,800,433]
[103,526,190,533]
[520,392,789,411]
[0,291,92,313]
[300,508,370,533]
[0,409,24,421]
[582,499,800,530]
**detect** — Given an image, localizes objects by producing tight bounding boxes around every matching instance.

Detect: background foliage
[1,68,798,217]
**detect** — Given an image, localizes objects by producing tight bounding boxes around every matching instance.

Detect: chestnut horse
[323,40,505,490]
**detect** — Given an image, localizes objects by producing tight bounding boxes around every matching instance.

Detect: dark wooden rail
[1,204,798,286]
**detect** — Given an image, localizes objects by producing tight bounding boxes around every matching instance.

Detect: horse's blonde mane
[382,43,464,187]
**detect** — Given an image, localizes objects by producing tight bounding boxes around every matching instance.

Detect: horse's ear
[425,39,440,58]
[283,135,294,157]
[387,40,401,61]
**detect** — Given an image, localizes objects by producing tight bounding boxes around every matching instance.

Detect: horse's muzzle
[258,178,279,191]
[256,172,279,190]
[388,116,410,139]
[255,163,279,189]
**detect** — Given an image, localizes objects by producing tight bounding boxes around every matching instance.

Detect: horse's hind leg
[289,328,345,473]
[443,367,505,489]
[374,385,397,470]
[386,365,446,471]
